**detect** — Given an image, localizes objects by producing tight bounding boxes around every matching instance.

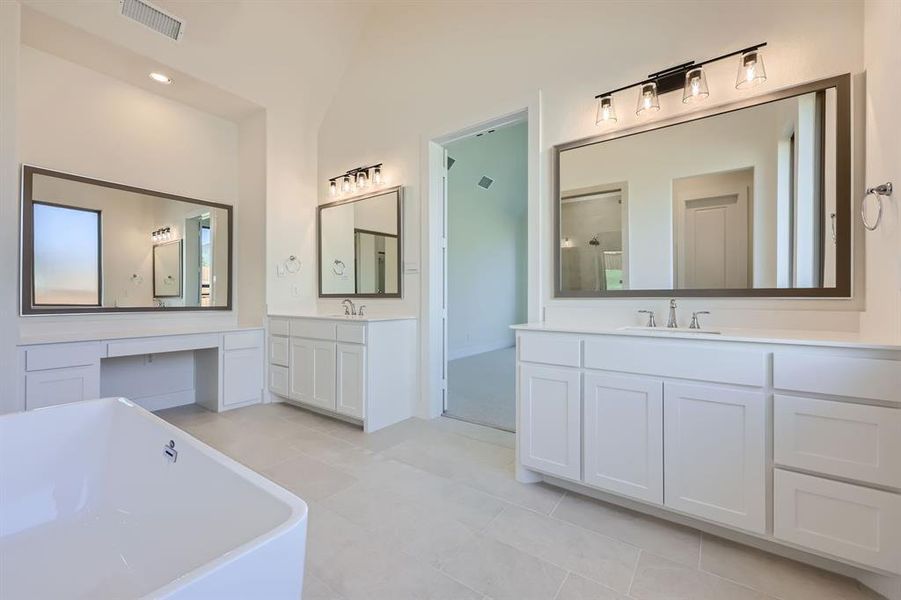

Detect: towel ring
[285,255,301,274]
[862,182,892,231]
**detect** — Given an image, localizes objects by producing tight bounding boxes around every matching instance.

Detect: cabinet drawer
[269,336,290,367]
[269,364,289,396]
[518,333,581,367]
[269,318,289,336]
[775,395,901,488]
[337,323,366,344]
[774,352,901,404]
[24,342,101,371]
[585,337,766,387]
[224,330,263,351]
[774,469,901,573]
[290,319,337,341]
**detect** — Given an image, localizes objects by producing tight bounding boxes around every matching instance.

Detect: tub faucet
[342,298,356,316]
[667,299,678,328]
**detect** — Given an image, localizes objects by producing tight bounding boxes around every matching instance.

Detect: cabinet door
[289,338,336,411]
[518,364,581,480]
[25,366,100,410]
[664,382,766,533]
[584,373,663,504]
[223,347,263,407]
[336,344,366,419]
[289,337,314,403]
[269,364,289,397]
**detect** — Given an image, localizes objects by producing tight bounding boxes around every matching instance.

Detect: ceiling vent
[477,176,494,190]
[119,0,185,41]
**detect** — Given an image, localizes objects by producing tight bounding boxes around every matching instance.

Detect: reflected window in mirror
[319,186,403,298]
[21,166,232,313]
[555,75,850,298]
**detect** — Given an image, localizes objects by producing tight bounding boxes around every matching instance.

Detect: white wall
[16,46,242,340]
[317,0,866,335]
[446,122,528,359]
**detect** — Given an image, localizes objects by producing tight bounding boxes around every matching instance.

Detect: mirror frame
[318,185,403,299]
[20,165,233,314]
[554,73,851,298]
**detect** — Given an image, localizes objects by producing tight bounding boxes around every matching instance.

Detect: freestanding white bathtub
[0,397,308,599]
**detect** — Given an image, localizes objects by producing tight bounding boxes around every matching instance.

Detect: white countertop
[18,326,263,346]
[511,322,901,351]
[269,312,417,322]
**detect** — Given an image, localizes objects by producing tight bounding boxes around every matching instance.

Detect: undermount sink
[619,326,722,335]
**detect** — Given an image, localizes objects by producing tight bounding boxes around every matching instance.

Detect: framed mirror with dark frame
[318,186,403,299]
[20,165,233,314]
[554,74,851,298]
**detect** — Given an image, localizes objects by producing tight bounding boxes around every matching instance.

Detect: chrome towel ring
[862,182,892,231]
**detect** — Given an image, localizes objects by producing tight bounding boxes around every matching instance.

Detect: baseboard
[448,339,514,361]
[135,389,195,412]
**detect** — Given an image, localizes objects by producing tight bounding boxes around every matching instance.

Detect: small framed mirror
[318,186,403,298]
[555,74,851,298]
[153,240,183,298]
[21,166,232,313]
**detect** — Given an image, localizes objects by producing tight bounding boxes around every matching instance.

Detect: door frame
[419,93,543,419]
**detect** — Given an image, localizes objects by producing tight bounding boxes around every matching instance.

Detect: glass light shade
[329,179,337,196]
[682,67,709,103]
[356,170,369,189]
[636,82,660,116]
[595,95,617,125]
[736,49,766,89]
[373,166,382,185]
[342,175,352,193]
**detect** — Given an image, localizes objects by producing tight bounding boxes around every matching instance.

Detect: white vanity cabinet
[268,315,416,432]
[515,326,901,575]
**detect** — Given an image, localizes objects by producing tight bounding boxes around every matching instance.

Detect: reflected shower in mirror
[319,186,402,298]
[556,75,850,297]
[21,166,232,313]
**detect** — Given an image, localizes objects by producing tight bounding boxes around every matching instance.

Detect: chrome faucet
[637,309,656,327]
[689,311,710,330]
[666,299,678,328]
[358,305,366,317]
[342,298,356,316]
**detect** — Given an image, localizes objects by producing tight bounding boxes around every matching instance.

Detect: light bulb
[636,82,659,116]
[373,166,382,185]
[736,49,766,89]
[329,179,337,196]
[682,67,709,104]
[149,72,172,85]
[342,175,352,193]
[595,95,617,126]
[356,170,368,189]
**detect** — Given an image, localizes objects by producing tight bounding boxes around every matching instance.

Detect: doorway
[441,121,528,431]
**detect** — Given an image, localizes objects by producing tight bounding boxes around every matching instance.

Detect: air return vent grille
[120,0,184,41]
[478,176,494,190]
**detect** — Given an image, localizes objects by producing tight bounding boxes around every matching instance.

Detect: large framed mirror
[555,74,851,297]
[319,186,402,298]
[21,166,232,313]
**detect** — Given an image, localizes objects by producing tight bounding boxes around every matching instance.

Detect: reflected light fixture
[595,94,617,126]
[328,163,384,197]
[736,49,766,89]
[342,175,352,193]
[373,165,382,185]
[682,67,709,103]
[329,179,338,197]
[355,169,369,189]
[149,72,172,84]
[636,82,660,116]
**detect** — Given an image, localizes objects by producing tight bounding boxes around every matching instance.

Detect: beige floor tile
[180,415,248,447]
[552,493,700,567]
[262,454,358,501]
[304,502,370,573]
[630,552,773,600]
[554,573,628,600]
[438,535,568,600]
[428,415,516,449]
[486,505,639,593]
[213,432,305,471]
[156,404,220,427]
[220,404,305,439]
[303,571,346,600]
[459,468,564,515]
[286,427,358,462]
[317,537,482,600]
[699,534,881,600]
[383,430,514,481]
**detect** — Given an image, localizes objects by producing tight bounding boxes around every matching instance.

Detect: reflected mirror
[556,75,850,297]
[319,186,402,298]
[22,166,232,313]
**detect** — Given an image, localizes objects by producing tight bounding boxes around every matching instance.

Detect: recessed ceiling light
[149,72,172,84]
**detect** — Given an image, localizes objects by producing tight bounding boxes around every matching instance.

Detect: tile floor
[157,402,883,600]
[446,347,515,431]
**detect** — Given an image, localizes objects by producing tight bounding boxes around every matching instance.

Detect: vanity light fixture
[682,66,709,103]
[149,72,172,84]
[595,94,617,125]
[151,226,172,243]
[328,163,384,197]
[593,42,766,126]
[636,82,660,116]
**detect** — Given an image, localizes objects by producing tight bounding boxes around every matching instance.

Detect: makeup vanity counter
[513,322,901,575]
[16,326,265,414]
[266,313,417,432]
